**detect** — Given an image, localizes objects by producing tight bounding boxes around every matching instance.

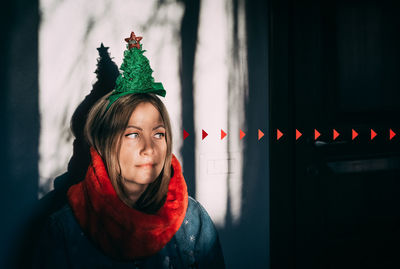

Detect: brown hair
[84,92,173,214]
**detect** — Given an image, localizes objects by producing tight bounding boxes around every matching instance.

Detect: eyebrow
[126,124,165,131]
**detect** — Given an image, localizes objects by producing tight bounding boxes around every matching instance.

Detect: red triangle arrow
[296,129,302,140]
[333,129,340,140]
[314,129,321,140]
[240,129,246,140]
[221,129,227,140]
[258,129,264,140]
[277,129,283,140]
[390,129,396,140]
[202,129,208,140]
[183,129,189,140]
[371,129,377,140]
[352,129,358,140]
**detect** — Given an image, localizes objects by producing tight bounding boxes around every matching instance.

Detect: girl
[34,32,225,268]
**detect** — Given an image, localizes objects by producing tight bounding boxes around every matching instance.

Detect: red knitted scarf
[67,148,188,260]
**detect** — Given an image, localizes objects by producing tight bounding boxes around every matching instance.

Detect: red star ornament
[124,32,143,49]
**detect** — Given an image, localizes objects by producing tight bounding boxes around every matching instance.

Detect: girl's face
[118,102,167,201]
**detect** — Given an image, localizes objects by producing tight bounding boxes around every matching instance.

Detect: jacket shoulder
[50,203,73,219]
[186,196,207,219]
[33,205,78,268]
[48,204,75,225]
[174,196,225,268]
[181,197,214,233]
[46,204,85,241]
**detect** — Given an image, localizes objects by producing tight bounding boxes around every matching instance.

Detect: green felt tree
[107,32,165,108]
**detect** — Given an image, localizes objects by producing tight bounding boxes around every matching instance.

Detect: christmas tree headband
[106,32,166,110]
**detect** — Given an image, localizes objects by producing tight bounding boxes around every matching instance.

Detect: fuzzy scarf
[67,147,188,260]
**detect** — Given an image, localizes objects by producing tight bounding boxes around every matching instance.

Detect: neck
[118,180,148,207]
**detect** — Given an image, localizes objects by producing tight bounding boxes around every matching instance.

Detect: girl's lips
[137,163,154,168]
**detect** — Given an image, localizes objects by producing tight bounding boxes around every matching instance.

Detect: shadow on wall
[9,43,119,268]
[179,0,200,198]
[219,0,270,268]
[0,0,40,268]
[178,0,270,268]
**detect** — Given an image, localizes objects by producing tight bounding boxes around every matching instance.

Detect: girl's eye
[126,133,139,139]
[154,133,165,139]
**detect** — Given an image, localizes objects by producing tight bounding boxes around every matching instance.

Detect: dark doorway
[270,1,400,268]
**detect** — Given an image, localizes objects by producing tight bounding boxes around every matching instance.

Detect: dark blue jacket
[33,197,225,269]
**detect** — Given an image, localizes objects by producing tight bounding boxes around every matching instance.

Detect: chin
[128,174,158,184]
[124,178,151,186]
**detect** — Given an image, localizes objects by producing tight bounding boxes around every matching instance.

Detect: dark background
[270,0,400,268]
[1,0,400,268]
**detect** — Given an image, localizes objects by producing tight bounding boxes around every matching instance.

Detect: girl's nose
[140,136,154,155]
